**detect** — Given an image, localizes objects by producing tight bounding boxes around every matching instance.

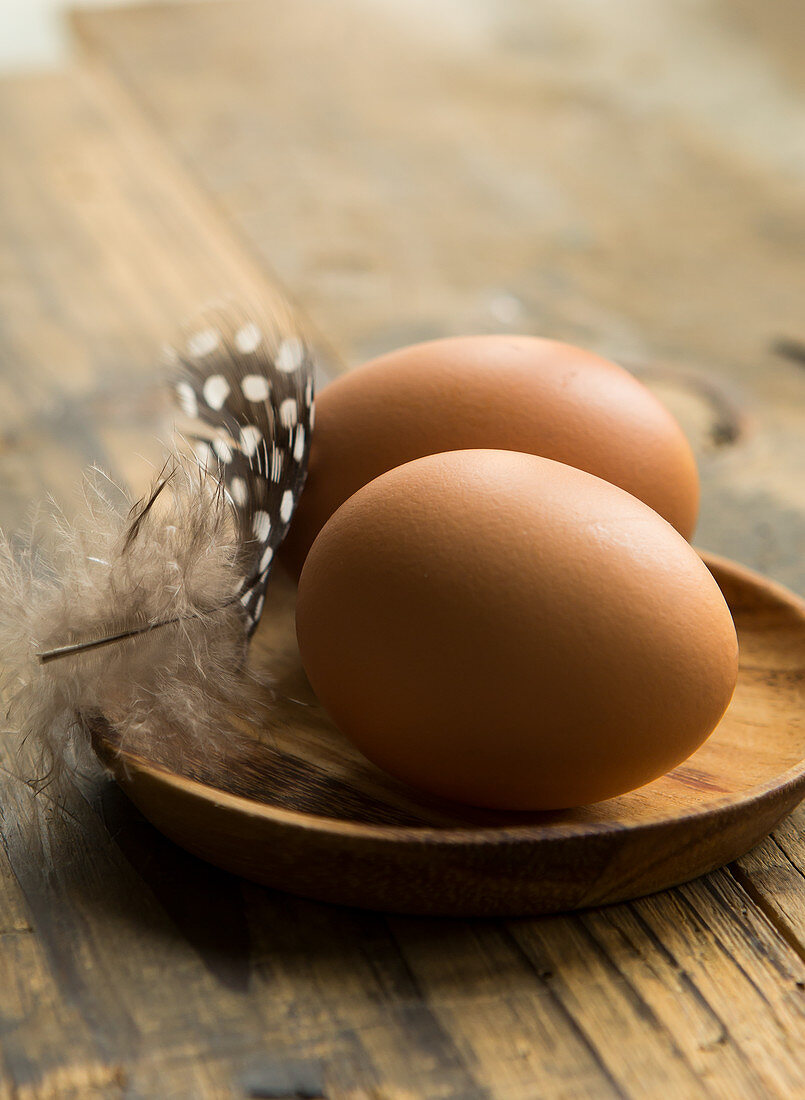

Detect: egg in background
[283,336,700,574]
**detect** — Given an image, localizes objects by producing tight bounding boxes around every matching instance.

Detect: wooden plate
[97,552,805,916]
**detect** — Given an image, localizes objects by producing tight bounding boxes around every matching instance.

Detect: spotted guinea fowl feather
[171,304,314,635]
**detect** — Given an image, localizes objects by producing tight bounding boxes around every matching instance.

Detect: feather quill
[0,304,315,780]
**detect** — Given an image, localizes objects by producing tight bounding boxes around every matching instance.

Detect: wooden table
[1,2,804,1095]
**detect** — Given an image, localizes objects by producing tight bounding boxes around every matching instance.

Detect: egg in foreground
[296,450,738,811]
[283,336,700,573]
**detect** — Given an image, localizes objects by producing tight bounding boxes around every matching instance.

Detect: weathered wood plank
[0,740,271,1098]
[508,873,805,1098]
[735,802,805,960]
[0,828,117,1100]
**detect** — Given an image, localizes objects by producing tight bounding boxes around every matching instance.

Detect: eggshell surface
[295,450,738,811]
[283,336,700,573]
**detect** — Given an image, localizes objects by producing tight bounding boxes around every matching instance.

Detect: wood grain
[0,0,800,1095]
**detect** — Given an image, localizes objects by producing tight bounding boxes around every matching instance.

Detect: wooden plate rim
[108,551,805,846]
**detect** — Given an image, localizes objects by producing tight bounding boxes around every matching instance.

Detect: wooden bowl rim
[110,551,805,847]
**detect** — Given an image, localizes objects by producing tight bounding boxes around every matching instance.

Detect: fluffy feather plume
[0,303,315,780]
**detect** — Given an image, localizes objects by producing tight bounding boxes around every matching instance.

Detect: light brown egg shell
[283,336,700,574]
[296,450,737,812]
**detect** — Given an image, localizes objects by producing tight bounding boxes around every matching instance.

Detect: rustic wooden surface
[0,0,802,1095]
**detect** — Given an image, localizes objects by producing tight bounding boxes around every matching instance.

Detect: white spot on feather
[252,510,271,541]
[213,437,234,463]
[276,338,304,373]
[293,426,305,462]
[187,327,220,358]
[202,374,230,410]
[239,424,263,457]
[253,593,266,621]
[280,490,294,523]
[234,322,262,354]
[229,476,248,506]
[259,545,274,572]
[279,398,298,429]
[241,374,271,402]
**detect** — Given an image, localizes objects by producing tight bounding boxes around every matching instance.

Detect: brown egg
[296,450,737,811]
[283,336,699,573]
